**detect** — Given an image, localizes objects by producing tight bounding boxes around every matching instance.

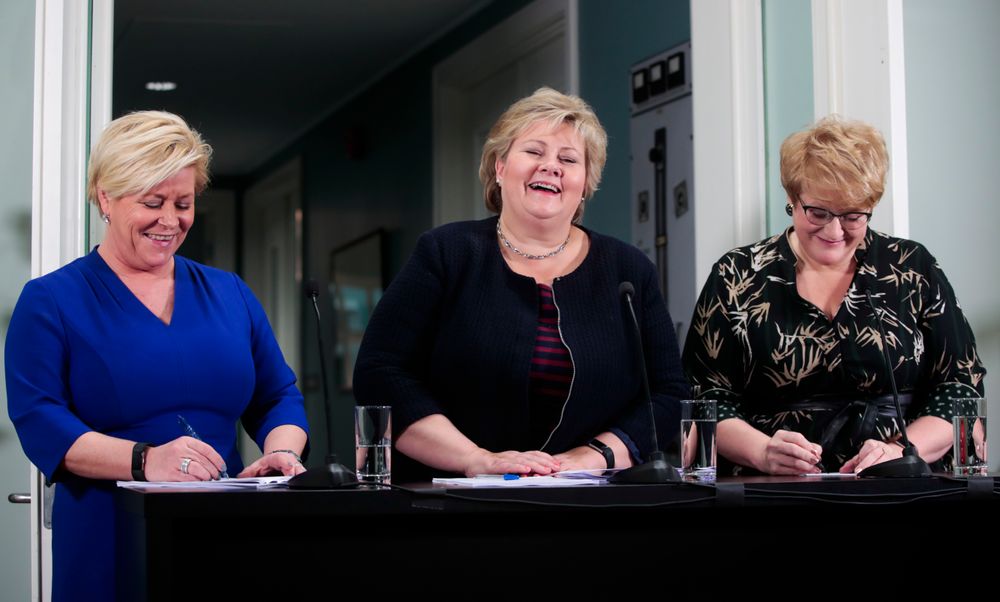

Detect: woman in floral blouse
[683,116,985,476]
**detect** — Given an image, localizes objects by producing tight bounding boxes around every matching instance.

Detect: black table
[115,475,997,599]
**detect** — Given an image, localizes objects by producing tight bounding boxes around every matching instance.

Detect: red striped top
[529,284,573,448]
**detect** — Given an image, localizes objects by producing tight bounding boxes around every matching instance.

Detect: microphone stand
[857,291,931,478]
[288,280,358,489]
[610,282,681,484]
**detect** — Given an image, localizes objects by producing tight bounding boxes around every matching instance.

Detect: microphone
[304,280,332,434]
[856,290,931,478]
[288,279,358,489]
[609,281,681,484]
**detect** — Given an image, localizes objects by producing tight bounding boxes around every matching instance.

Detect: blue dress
[5,250,309,601]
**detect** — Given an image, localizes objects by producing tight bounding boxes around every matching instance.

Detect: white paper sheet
[116,475,292,490]
[432,470,614,488]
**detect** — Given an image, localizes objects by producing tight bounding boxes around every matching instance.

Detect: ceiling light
[145,81,177,92]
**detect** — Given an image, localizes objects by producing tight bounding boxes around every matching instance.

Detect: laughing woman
[353,88,689,481]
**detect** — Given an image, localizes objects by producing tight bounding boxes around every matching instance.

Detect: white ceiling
[113,0,488,176]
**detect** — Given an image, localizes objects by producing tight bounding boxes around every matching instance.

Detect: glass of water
[355,405,392,486]
[953,397,987,477]
[680,399,717,482]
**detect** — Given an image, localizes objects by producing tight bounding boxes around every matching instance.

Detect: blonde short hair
[780,115,888,211]
[479,87,607,223]
[87,110,212,205]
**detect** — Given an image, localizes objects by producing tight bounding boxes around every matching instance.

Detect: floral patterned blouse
[682,228,986,473]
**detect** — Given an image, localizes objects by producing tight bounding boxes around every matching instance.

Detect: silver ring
[180,457,192,474]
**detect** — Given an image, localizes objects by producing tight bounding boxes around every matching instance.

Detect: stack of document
[432,469,617,488]
[116,475,292,491]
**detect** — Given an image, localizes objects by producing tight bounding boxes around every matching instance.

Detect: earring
[102,213,111,224]
[785,204,793,217]
[496,178,502,186]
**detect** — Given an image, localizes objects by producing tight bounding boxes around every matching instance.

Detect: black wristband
[587,439,615,469]
[131,442,152,481]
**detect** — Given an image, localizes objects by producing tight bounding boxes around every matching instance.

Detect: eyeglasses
[797,202,872,230]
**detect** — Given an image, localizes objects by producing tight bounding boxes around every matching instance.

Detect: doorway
[240,159,303,461]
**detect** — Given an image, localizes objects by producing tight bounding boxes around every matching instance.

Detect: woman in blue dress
[5,111,310,601]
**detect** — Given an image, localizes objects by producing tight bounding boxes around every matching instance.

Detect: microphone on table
[287,279,358,489]
[856,290,931,478]
[609,281,681,484]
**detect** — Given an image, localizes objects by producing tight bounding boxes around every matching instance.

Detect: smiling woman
[5,111,309,602]
[97,167,195,272]
[353,88,689,482]
[86,112,211,321]
[683,116,986,477]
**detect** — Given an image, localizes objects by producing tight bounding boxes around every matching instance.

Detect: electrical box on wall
[631,44,691,114]
[629,41,695,347]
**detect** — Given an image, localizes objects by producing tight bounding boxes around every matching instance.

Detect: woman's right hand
[462,448,561,477]
[143,436,228,481]
[756,430,823,475]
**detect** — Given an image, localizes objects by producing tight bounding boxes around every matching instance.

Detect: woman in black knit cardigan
[354,88,689,481]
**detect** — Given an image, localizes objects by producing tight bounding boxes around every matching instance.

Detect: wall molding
[691,0,765,286]
[811,0,909,236]
[30,1,113,598]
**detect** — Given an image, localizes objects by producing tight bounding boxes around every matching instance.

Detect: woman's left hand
[553,446,606,472]
[238,451,306,477]
[839,439,903,473]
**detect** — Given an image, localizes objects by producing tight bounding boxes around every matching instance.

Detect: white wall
[904,0,1000,467]
[0,0,36,599]
[690,0,766,288]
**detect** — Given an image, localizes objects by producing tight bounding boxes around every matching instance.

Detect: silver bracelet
[267,449,302,463]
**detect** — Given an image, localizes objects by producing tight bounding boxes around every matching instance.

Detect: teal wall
[762,0,813,236]
[904,0,999,462]
[0,0,35,599]
[578,0,691,241]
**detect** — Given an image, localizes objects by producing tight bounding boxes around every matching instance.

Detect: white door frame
[690,0,766,287]
[30,1,113,599]
[432,0,579,226]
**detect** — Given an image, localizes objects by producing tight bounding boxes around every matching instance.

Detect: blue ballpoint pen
[177,415,229,478]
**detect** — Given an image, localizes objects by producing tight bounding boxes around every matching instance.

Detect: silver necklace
[497,222,570,260]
